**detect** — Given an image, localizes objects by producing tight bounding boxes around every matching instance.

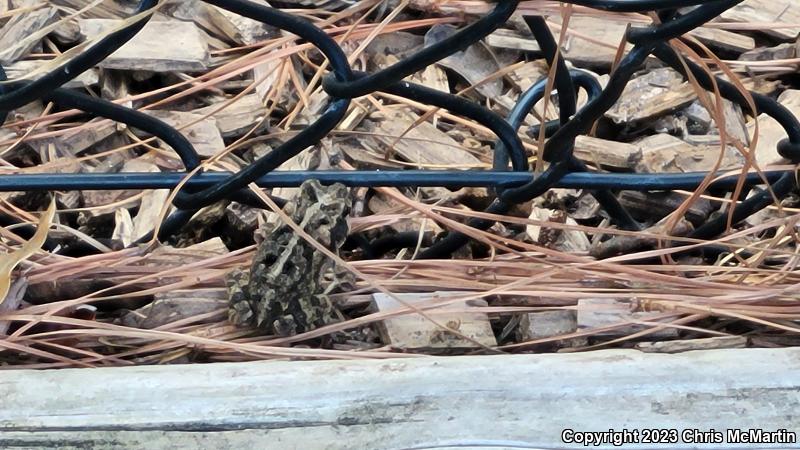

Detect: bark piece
[619,191,713,226]
[590,216,693,259]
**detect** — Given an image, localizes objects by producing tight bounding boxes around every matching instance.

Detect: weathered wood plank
[0,349,798,449]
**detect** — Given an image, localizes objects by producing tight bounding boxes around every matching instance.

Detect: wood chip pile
[0,0,799,368]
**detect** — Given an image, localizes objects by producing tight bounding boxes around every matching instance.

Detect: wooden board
[0,348,799,449]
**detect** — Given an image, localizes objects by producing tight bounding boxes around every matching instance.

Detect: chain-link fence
[1,0,797,258]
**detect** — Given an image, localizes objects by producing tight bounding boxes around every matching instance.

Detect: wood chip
[367,109,482,167]
[527,208,590,253]
[635,336,747,353]
[635,133,743,173]
[577,298,679,338]
[750,89,800,165]
[720,0,800,41]
[424,24,506,98]
[119,288,228,329]
[683,99,749,145]
[486,28,540,52]
[34,120,117,157]
[0,2,58,64]
[78,18,210,72]
[516,310,580,344]
[506,61,549,92]
[607,68,696,123]
[51,0,133,19]
[194,94,265,139]
[739,42,798,62]
[547,16,632,68]
[574,135,641,170]
[686,25,755,53]
[544,17,752,67]
[619,191,713,226]
[372,292,497,350]
[4,60,99,88]
[140,110,224,158]
[83,153,153,211]
[167,0,277,46]
[144,237,229,267]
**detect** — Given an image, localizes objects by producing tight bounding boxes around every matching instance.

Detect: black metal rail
[1,0,798,258]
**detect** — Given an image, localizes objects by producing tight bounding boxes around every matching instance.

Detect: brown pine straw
[0,1,799,368]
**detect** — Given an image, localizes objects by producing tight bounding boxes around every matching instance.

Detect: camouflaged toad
[227,180,352,336]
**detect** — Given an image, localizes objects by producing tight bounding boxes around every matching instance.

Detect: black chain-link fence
[1,0,798,258]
